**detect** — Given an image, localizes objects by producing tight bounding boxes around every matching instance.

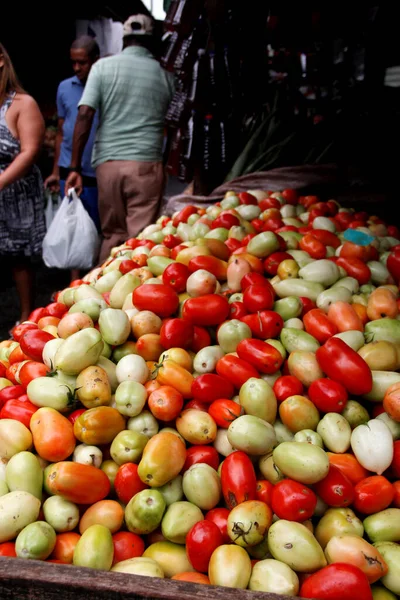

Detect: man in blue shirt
[45,36,100,231]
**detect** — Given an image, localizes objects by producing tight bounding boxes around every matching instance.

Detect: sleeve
[78,63,102,110]
[166,72,177,102]
[56,83,66,119]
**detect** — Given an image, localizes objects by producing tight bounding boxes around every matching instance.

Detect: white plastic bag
[42,189,100,269]
[44,191,62,230]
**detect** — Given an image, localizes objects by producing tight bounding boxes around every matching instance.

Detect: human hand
[44,173,60,192]
[65,171,83,196]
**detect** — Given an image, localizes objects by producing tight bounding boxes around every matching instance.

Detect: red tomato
[229,301,248,320]
[256,480,274,505]
[387,248,400,283]
[205,508,230,544]
[216,355,259,389]
[8,345,29,365]
[225,238,241,254]
[0,384,25,409]
[300,563,373,600]
[271,479,317,522]
[182,295,230,327]
[243,284,275,313]
[112,532,145,564]
[251,218,265,233]
[160,318,194,350]
[241,272,272,291]
[327,453,369,486]
[133,284,179,318]
[308,378,348,413]
[182,446,220,473]
[0,398,37,428]
[11,322,38,343]
[303,308,338,344]
[221,451,257,510]
[137,239,155,249]
[114,463,149,505]
[19,361,49,388]
[162,263,190,293]
[163,234,183,249]
[263,216,284,232]
[6,363,20,385]
[173,205,198,227]
[212,213,240,230]
[45,302,68,319]
[28,307,48,324]
[148,386,184,422]
[119,259,137,275]
[208,399,243,428]
[391,440,400,479]
[314,464,354,508]
[335,211,355,229]
[393,481,400,508]
[0,542,16,557]
[0,362,6,378]
[299,233,327,259]
[67,408,86,425]
[171,243,189,260]
[240,310,284,340]
[316,338,372,396]
[236,339,283,374]
[259,197,281,211]
[336,257,371,285]
[239,191,257,205]
[353,476,395,515]
[191,326,211,353]
[191,374,235,403]
[20,329,54,362]
[273,375,304,403]
[263,252,293,276]
[184,399,209,412]
[282,189,298,205]
[340,241,370,263]
[300,297,317,317]
[186,520,224,573]
[311,229,341,249]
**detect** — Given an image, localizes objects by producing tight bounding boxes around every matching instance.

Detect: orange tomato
[159,348,193,372]
[138,431,186,487]
[74,406,126,445]
[8,345,29,365]
[51,533,81,563]
[144,379,161,394]
[367,288,399,321]
[352,303,368,325]
[38,316,60,329]
[135,334,164,362]
[327,453,369,485]
[79,500,124,534]
[30,407,76,462]
[0,542,16,557]
[327,301,364,333]
[57,312,94,339]
[325,535,387,583]
[383,381,400,422]
[148,385,184,422]
[230,251,264,274]
[45,462,110,504]
[340,241,370,262]
[154,359,194,399]
[279,395,320,433]
[5,362,21,385]
[188,255,228,281]
[172,573,210,584]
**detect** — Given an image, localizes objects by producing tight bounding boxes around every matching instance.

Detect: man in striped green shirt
[66,15,175,262]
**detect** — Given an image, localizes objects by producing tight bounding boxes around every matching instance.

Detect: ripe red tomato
[314,464,354,508]
[205,508,230,544]
[336,257,371,285]
[308,378,348,413]
[182,295,230,327]
[259,197,281,211]
[208,399,243,428]
[11,322,38,343]
[114,463,149,505]
[316,338,372,396]
[163,234,183,249]
[0,384,25,409]
[119,259,137,274]
[225,238,241,254]
[240,310,284,340]
[273,375,304,403]
[353,476,395,515]
[28,307,48,324]
[263,216,284,232]
[191,326,211,353]
[112,532,145,564]
[67,408,86,425]
[311,229,340,249]
[19,361,49,388]
[212,213,240,230]
[271,479,317,522]
[160,318,194,350]
[173,205,198,227]
[184,399,209,412]
[303,308,338,344]
[45,303,68,319]
[229,301,248,320]
[191,374,235,403]
[300,563,373,600]
[182,446,220,473]
[282,189,298,205]
[20,329,54,362]
[393,481,400,508]
[299,297,317,317]
[387,248,400,283]
[0,542,16,557]
[241,272,272,291]
[0,398,37,428]
[216,355,259,389]
[239,191,257,205]
[186,520,223,573]
[391,440,400,479]
[133,284,179,318]
[236,339,283,374]
[148,385,184,422]
[243,284,275,313]
[256,480,274,505]
[299,233,327,259]
[263,252,293,276]
[221,451,257,510]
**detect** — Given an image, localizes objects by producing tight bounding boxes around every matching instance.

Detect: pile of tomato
[2,188,400,600]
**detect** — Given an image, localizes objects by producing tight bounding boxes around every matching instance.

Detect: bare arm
[0,96,45,190]
[44,118,64,189]
[70,105,95,170]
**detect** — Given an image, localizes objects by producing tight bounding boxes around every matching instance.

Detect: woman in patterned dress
[0,43,46,325]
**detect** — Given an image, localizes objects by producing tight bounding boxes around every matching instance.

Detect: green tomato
[125,489,166,535]
[16,521,56,560]
[217,319,252,353]
[110,430,148,466]
[115,381,147,418]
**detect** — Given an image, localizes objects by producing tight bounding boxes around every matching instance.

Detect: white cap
[123,14,154,37]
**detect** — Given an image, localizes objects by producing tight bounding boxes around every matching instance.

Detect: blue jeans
[59,180,101,232]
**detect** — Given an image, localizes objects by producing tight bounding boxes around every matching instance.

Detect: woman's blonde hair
[0,43,25,107]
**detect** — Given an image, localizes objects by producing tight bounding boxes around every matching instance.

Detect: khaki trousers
[96,160,164,263]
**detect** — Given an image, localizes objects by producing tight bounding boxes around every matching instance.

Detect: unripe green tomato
[16,521,56,560]
[43,496,80,533]
[125,489,166,535]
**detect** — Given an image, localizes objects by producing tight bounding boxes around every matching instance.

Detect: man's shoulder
[59,76,79,89]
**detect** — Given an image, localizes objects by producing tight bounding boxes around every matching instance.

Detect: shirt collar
[72,75,84,86]
[122,46,153,59]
